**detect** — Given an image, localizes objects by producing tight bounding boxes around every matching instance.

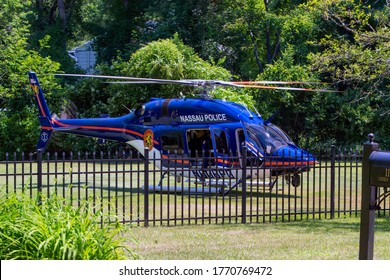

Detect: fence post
[359,134,379,260]
[241,147,247,224]
[144,148,149,227]
[330,145,336,219]
[37,149,43,205]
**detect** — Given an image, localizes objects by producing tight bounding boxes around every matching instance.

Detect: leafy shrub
[0,192,138,260]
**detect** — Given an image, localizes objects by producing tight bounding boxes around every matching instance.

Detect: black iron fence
[1,146,389,226]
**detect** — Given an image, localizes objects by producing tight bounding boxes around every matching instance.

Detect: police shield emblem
[143,129,154,150]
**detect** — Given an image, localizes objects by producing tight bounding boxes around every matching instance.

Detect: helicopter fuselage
[29,71,316,187]
[50,97,316,182]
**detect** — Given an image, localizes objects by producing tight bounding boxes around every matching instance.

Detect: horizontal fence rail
[1,147,389,226]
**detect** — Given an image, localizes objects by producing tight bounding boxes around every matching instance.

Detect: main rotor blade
[56,74,240,87]
[238,84,340,93]
[103,81,169,84]
[55,74,339,92]
[55,73,194,85]
[232,81,327,85]
[104,79,239,87]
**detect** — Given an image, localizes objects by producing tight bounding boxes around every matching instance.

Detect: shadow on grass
[258,216,390,233]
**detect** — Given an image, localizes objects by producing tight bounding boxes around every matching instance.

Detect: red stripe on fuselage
[264,161,316,167]
[51,119,159,145]
[216,158,240,166]
[161,155,190,165]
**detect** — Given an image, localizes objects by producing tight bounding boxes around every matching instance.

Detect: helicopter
[28,71,335,194]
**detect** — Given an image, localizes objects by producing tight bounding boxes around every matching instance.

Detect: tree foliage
[1,0,390,153]
[307,0,390,147]
[70,35,247,118]
[0,0,62,153]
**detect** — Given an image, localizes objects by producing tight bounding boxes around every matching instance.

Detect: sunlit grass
[129,216,390,260]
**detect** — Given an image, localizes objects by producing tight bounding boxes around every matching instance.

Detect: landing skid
[145,171,242,196]
[145,172,281,196]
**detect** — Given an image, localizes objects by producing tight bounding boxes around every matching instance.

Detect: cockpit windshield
[267,124,295,145]
[246,123,293,154]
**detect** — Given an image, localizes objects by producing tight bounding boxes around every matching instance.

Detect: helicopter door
[211,127,230,167]
[236,129,245,157]
[236,128,265,168]
[235,128,246,167]
[186,129,212,167]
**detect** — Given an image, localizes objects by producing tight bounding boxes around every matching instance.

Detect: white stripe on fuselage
[127,140,162,168]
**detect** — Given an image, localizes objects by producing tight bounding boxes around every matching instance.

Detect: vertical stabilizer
[28,71,53,150]
[28,72,52,118]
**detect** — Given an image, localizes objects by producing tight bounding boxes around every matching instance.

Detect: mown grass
[129,216,390,260]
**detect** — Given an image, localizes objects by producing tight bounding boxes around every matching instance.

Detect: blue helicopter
[29,71,332,192]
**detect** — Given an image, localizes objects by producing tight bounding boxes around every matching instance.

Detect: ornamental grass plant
[0,191,138,260]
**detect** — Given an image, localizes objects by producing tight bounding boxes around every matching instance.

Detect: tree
[309,0,390,88]
[0,0,62,154]
[85,0,149,63]
[138,1,305,78]
[102,35,254,116]
[254,46,321,145]
[307,0,390,147]
[65,35,254,118]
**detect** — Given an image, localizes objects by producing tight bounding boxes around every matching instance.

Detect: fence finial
[368,133,375,143]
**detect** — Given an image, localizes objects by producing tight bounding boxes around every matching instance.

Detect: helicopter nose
[272,146,316,163]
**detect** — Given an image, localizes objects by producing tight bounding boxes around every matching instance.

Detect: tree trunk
[263,0,272,64]
[36,0,43,11]
[252,34,264,73]
[57,0,67,30]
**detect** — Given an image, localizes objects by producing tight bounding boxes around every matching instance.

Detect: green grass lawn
[128,216,390,260]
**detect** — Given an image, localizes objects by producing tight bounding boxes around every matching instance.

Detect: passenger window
[161,133,184,154]
[187,129,211,157]
[186,129,215,167]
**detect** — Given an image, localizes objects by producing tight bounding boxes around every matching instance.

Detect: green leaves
[0,1,63,153]
[0,192,138,260]
[1,0,390,151]
[125,38,186,79]
[101,35,235,115]
[308,0,390,87]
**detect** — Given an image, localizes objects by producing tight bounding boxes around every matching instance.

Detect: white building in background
[68,40,97,74]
